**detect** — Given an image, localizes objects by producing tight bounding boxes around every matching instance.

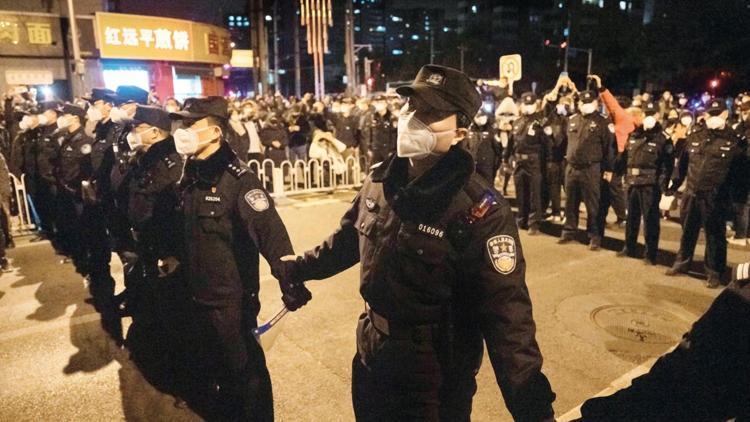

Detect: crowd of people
[0,63,747,420]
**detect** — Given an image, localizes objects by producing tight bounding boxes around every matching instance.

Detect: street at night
[1,191,747,420]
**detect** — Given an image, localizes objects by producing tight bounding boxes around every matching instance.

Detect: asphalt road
[0,189,747,421]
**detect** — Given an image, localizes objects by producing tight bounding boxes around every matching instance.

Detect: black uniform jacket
[296,145,555,420]
[181,142,295,310]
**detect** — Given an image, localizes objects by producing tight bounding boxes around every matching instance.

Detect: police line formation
[1,65,749,421]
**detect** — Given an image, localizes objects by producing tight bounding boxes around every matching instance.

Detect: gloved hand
[278,255,312,311]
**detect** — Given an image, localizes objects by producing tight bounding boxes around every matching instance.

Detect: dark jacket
[55,126,93,199]
[180,142,294,309]
[366,110,396,155]
[672,126,749,202]
[467,123,502,185]
[565,112,613,171]
[505,113,545,162]
[622,124,674,189]
[127,137,184,261]
[259,123,289,150]
[295,146,555,420]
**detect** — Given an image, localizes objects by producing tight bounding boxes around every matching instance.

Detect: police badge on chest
[486,235,517,274]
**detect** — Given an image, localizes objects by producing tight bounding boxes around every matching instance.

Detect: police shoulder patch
[486,234,517,274]
[244,189,269,212]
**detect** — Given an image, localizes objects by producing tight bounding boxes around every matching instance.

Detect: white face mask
[173,126,220,156]
[37,114,49,126]
[230,113,241,122]
[19,116,32,131]
[165,105,179,113]
[680,116,692,127]
[110,106,133,124]
[474,115,488,126]
[521,104,537,115]
[396,111,455,159]
[678,98,687,106]
[56,116,72,130]
[126,131,143,150]
[643,115,657,130]
[556,104,568,116]
[579,102,598,115]
[706,115,726,130]
[86,106,103,122]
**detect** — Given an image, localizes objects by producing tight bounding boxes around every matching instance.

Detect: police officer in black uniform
[541,95,570,222]
[33,102,63,240]
[559,90,613,250]
[171,97,311,420]
[616,102,674,265]
[578,260,750,421]
[287,65,555,421]
[366,95,397,165]
[665,100,749,288]
[505,92,545,235]
[122,105,185,376]
[54,104,94,275]
[466,109,501,185]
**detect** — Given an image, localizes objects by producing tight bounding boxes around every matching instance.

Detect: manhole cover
[591,305,690,344]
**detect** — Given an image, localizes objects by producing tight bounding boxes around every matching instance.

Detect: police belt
[627,168,657,176]
[515,153,539,161]
[366,305,438,342]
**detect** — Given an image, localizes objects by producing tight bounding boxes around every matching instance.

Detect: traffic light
[544,39,551,46]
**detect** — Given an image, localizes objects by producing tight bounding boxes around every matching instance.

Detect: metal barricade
[10,174,36,236]
[247,157,363,197]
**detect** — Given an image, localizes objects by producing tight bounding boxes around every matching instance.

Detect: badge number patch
[487,235,517,274]
[245,189,269,212]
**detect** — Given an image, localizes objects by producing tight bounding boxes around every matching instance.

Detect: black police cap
[133,105,172,132]
[396,64,481,120]
[62,103,87,119]
[170,96,229,121]
[83,88,115,103]
[521,92,537,105]
[579,90,598,104]
[109,85,149,106]
[705,99,727,116]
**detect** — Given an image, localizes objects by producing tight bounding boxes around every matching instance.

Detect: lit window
[598,0,604,7]
[391,15,402,22]
[375,25,386,32]
[619,1,627,9]
[443,27,450,32]
[355,26,360,31]
[392,49,403,55]
[405,23,410,28]
[471,4,477,13]
[411,34,419,40]
[558,2,563,8]
[354,9,360,14]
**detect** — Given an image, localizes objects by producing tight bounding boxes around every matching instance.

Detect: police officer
[505,92,545,235]
[666,100,749,288]
[366,95,396,165]
[123,105,185,371]
[466,109,501,185]
[578,261,750,420]
[541,95,570,222]
[171,97,311,420]
[54,104,93,275]
[616,102,674,265]
[559,90,613,250]
[32,102,62,240]
[730,94,750,246]
[286,65,555,421]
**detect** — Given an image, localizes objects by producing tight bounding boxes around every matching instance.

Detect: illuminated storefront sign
[94,12,231,64]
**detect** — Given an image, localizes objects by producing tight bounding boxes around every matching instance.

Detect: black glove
[277,256,312,311]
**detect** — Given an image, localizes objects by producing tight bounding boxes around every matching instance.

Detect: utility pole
[344,0,355,95]
[272,0,279,94]
[563,8,571,73]
[249,0,268,95]
[66,0,84,97]
[294,6,301,97]
[429,27,434,64]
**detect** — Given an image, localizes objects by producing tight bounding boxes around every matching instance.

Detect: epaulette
[227,159,248,178]
[162,154,177,169]
[461,176,499,225]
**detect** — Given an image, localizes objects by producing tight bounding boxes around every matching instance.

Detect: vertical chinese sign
[300,0,332,98]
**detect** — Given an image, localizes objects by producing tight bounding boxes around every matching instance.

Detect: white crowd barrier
[8,157,364,236]
[10,174,36,236]
[247,156,365,198]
